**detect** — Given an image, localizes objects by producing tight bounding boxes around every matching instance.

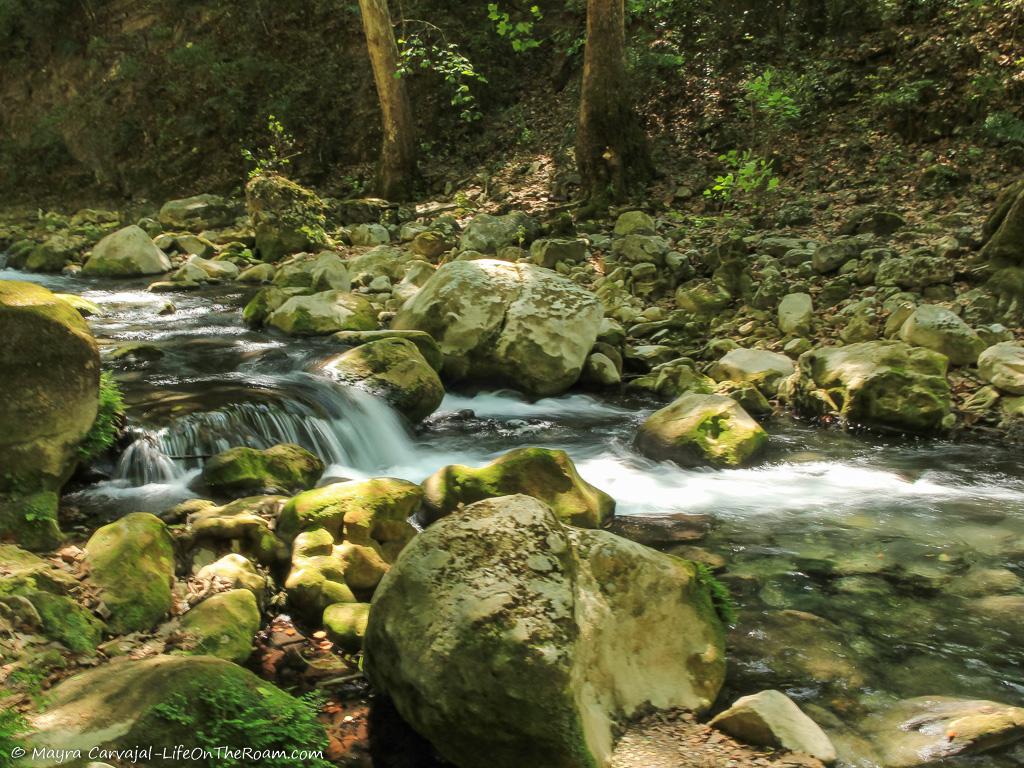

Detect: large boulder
[392,259,603,396]
[0,281,100,549]
[709,690,837,762]
[82,225,172,276]
[314,337,444,423]
[331,329,443,371]
[273,251,351,291]
[788,341,952,433]
[84,513,175,634]
[709,348,796,396]
[364,495,726,768]
[179,589,261,663]
[980,180,1024,267]
[266,290,376,335]
[858,696,1024,767]
[158,194,239,231]
[978,341,1024,394]
[420,447,614,528]
[898,304,986,366]
[875,251,954,290]
[200,443,323,497]
[25,655,329,766]
[635,393,768,468]
[246,173,328,262]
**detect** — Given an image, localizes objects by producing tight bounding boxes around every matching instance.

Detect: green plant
[694,562,738,626]
[78,371,126,461]
[703,149,780,206]
[0,707,27,766]
[150,679,331,768]
[241,115,298,180]
[397,22,487,123]
[487,3,543,52]
[983,111,1024,145]
[743,68,801,127]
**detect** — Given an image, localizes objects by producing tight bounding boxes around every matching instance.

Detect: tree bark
[576,0,652,211]
[359,0,418,201]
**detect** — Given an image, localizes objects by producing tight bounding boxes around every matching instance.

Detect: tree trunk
[576,0,652,211]
[359,0,418,201]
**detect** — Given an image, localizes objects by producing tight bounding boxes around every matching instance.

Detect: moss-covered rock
[392,259,603,396]
[636,393,768,468]
[788,340,952,433]
[314,338,444,423]
[266,289,376,335]
[322,601,371,653]
[196,554,269,606]
[159,193,239,231]
[898,304,986,366]
[246,173,328,262]
[978,341,1024,394]
[26,234,83,273]
[457,212,537,253]
[332,329,443,371]
[84,513,175,634]
[420,447,614,528]
[82,225,172,276]
[200,443,323,497]
[364,494,726,768]
[980,179,1024,268]
[186,496,290,567]
[26,655,330,767]
[180,589,260,663]
[0,280,100,549]
[242,285,309,327]
[709,348,796,396]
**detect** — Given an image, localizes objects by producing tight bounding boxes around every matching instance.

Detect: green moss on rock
[200,443,323,497]
[180,589,260,663]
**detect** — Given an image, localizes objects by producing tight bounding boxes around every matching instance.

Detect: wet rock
[241,285,308,327]
[626,360,715,399]
[710,689,837,762]
[0,281,100,549]
[859,696,1024,767]
[978,341,1024,394]
[788,341,952,433]
[636,392,767,468]
[266,289,376,335]
[364,494,726,768]
[180,588,260,663]
[580,351,622,387]
[84,513,175,634]
[83,225,172,276]
[200,443,323,497]
[608,513,712,546]
[898,304,986,366]
[421,447,614,529]
[393,259,602,396]
[315,337,444,422]
[710,348,796,396]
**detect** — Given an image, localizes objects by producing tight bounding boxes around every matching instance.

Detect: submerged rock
[392,259,603,396]
[315,337,443,423]
[82,225,172,276]
[0,280,100,549]
[788,340,952,433]
[364,494,726,768]
[420,447,614,528]
[710,689,837,762]
[859,696,1024,767]
[200,443,323,497]
[636,393,767,468]
[84,513,175,634]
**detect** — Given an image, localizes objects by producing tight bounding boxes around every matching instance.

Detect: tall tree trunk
[359,0,418,201]
[576,0,652,211]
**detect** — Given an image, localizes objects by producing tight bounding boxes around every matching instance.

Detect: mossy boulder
[709,348,796,397]
[0,544,103,653]
[314,338,444,423]
[26,234,83,273]
[246,173,328,262]
[200,443,323,497]
[159,193,239,231]
[266,289,376,335]
[980,180,1024,268]
[84,513,175,634]
[636,393,768,468]
[323,601,371,653]
[420,447,614,528]
[26,655,330,767]
[788,340,952,433]
[978,342,1024,394]
[898,304,986,366]
[364,494,726,768]
[82,225,172,276]
[186,496,290,567]
[242,285,309,327]
[180,589,260,663]
[392,259,603,396]
[332,329,443,371]
[0,280,100,549]
[457,212,538,253]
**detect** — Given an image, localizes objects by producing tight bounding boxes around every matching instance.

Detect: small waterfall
[115,373,415,485]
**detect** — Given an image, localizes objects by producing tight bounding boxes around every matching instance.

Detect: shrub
[78,371,125,461]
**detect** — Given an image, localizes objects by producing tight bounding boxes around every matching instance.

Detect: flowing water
[6,266,1023,766]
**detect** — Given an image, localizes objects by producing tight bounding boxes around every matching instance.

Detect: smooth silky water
[8,267,1022,767]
